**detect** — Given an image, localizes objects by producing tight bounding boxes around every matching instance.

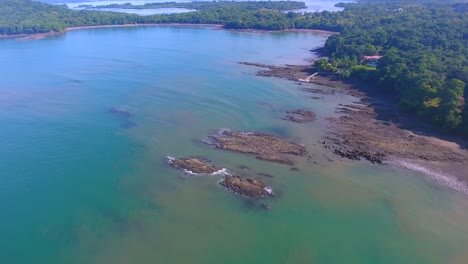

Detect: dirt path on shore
[241,61,468,182]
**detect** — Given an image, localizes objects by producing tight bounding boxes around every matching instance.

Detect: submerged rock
[168,157,223,174]
[109,107,136,128]
[258,172,274,178]
[255,154,294,165]
[110,107,132,118]
[220,175,272,199]
[210,130,306,157]
[286,110,316,123]
[239,165,250,171]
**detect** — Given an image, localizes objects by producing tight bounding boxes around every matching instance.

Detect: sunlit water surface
[0,26,468,264]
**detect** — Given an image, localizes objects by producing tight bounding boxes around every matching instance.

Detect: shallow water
[1,26,468,264]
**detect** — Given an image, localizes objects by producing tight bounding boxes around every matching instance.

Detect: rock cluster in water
[286,109,316,123]
[209,130,306,165]
[169,157,222,174]
[168,156,274,208]
[167,129,309,209]
[220,175,272,199]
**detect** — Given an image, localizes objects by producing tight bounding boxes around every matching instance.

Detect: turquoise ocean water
[1,26,468,264]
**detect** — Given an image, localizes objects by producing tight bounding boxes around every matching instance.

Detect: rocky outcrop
[220,175,272,198]
[238,62,343,88]
[168,157,222,174]
[210,130,306,156]
[286,110,316,123]
[324,102,468,165]
[333,148,385,164]
[208,130,306,166]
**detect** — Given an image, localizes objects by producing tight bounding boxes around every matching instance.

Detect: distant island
[86,1,307,11]
[1,0,466,137]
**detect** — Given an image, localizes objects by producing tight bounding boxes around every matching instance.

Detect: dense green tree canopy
[320,2,467,133]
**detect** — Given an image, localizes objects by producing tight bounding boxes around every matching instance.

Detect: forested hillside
[1,0,467,136]
[91,1,307,11]
[0,0,141,34]
[315,2,467,133]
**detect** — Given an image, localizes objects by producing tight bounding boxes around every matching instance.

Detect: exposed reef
[323,103,468,164]
[168,157,224,174]
[220,175,273,199]
[207,130,306,166]
[210,130,306,156]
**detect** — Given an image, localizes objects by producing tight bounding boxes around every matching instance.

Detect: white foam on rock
[264,186,274,195]
[167,156,230,176]
[217,128,231,135]
[211,168,231,176]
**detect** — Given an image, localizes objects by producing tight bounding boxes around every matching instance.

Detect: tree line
[90,1,307,11]
[1,0,467,136]
[317,2,467,134]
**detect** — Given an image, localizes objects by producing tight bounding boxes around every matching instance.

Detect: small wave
[167,156,230,176]
[211,168,231,176]
[389,159,468,194]
[217,128,231,136]
[166,156,175,163]
[264,186,274,195]
[183,169,198,176]
[182,168,230,176]
[215,128,254,137]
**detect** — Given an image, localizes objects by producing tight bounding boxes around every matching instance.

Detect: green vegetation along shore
[1,0,466,137]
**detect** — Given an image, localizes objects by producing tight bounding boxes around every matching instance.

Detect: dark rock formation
[210,130,306,156]
[169,157,222,174]
[220,175,272,198]
[333,148,385,164]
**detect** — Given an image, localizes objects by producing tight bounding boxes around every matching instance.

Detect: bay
[1,26,468,264]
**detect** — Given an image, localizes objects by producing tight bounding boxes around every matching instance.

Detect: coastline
[240,61,468,191]
[0,23,223,40]
[3,23,466,192]
[0,23,338,40]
